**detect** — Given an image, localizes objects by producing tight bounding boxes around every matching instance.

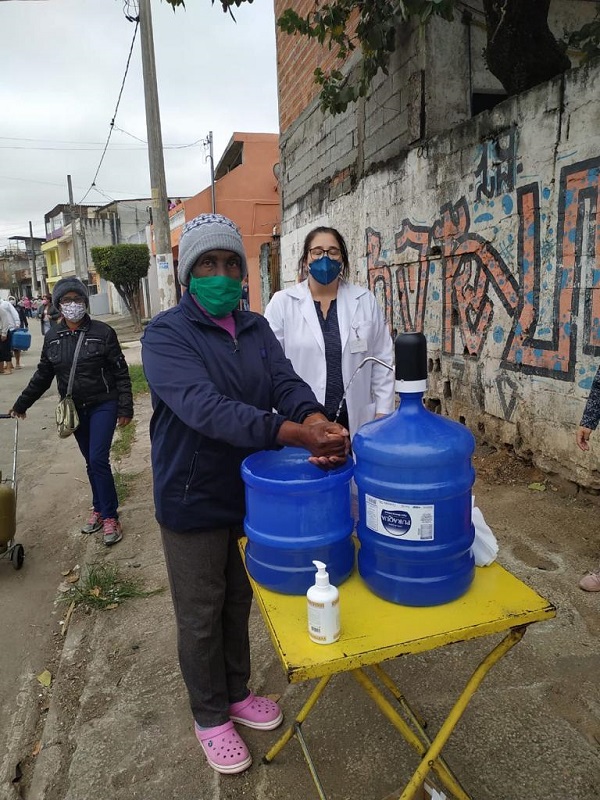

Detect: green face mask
[189,275,243,318]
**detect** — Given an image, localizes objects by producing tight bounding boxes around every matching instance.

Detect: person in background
[9,278,133,546]
[39,294,60,335]
[15,298,29,329]
[0,298,20,374]
[141,213,349,776]
[576,365,600,591]
[264,226,395,440]
[8,296,27,369]
[239,276,250,311]
[0,302,14,375]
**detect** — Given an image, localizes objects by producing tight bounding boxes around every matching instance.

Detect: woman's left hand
[117,417,132,427]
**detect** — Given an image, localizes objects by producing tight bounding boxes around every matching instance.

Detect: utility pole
[28,220,38,296]
[139,0,177,311]
[206,131,216,213]
[67,174,84,282]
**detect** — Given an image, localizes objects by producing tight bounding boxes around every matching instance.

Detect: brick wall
[275,0,358,133]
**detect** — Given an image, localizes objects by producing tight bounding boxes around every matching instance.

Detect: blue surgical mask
[309,256,342,285]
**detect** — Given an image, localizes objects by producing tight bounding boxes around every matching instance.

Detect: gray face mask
[60,301,86,322]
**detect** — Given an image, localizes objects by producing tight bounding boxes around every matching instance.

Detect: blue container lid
[242,447,353,491]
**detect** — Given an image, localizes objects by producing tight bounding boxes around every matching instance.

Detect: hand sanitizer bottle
[307,560,340,644]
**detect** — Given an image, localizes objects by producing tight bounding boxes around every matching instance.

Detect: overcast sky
[0,0,279,248]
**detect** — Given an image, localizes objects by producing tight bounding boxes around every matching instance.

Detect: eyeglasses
[309,246,341,260]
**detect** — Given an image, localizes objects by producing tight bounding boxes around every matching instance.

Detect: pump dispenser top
[394,331,428,393]
[313,560,330,587]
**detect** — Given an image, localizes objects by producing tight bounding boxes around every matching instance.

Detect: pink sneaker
[194,721,252,774]
[229,692,283,730]
[102,517,123,546]
[81,511,103,534]
[579,569,600,592]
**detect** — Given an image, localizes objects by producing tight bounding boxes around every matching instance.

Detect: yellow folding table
[240,539,556,800]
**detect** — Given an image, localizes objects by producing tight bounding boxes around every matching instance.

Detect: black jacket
[13,316,134,418]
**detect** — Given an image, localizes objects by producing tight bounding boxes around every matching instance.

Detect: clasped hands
[277,413,350,469]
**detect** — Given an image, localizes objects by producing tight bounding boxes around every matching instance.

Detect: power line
[112,125,203,149]
[0,145,145,151]
[112,125,148,144]
[0,134,205,149]
[0,174,75,189]
[78,19,139,204]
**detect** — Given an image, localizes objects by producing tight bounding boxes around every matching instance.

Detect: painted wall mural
[367,130,600,424]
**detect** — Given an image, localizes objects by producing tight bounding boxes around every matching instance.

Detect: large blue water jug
[242,447,355,595]
[11,329,31,351]
[353,333,475,606]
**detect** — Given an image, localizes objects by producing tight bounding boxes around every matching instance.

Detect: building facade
[0,236,46,297]
[168,132,280,313]
[273,1,600,488]
[42,200,153,315]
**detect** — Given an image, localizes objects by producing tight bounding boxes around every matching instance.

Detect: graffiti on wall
[367,144,600,420]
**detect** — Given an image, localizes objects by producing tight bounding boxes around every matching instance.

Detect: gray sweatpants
[160,525,252,728]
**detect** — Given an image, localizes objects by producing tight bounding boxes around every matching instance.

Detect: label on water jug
[365,495,434,541]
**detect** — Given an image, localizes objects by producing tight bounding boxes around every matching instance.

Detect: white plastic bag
[471,504,499,566]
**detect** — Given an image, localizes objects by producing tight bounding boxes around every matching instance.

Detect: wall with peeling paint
[277,59,600,490]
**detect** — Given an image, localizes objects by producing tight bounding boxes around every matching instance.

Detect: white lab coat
[264,280,395,438]
[0,301,19,336]
[0,300,21,331]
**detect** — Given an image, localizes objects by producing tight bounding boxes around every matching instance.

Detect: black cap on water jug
[394,332,427,382]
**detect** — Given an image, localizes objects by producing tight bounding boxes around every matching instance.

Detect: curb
[25,533,98,800]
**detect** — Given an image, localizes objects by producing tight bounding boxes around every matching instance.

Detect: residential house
[42,200,153,315]
[0,236,46,297]
[167,132,280,313]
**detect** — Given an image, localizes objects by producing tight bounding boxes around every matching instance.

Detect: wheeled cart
[0,414,24,570]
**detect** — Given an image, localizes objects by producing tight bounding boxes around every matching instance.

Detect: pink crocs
[579,569,600,592]
[229,692,283,730]
[194,720,252,774]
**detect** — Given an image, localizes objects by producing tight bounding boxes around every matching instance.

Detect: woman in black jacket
[9,277,134,545]
[38,294,60,335]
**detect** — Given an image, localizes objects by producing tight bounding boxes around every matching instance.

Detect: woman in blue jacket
[141,214,349,775]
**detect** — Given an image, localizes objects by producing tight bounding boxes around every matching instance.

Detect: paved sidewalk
[98,312,143,366]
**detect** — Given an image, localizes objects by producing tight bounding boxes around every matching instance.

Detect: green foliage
[164,0,593,115]
[165,0,454,114]
[128,364,149,396]
[111,420,137,461]
[91,244,149,331]
[277,0,455,115]
[61,562,162,611]
[113,470,135,504]
[91,243,149,286]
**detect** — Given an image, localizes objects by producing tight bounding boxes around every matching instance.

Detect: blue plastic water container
[11,329,31,351]
[242,447,355,595]
[353,333,475,606]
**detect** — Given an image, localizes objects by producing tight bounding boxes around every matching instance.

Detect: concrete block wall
[278,57,600,489]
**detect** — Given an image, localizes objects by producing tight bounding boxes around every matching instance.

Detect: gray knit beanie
[177,213,247,287]
[52,277,89,308]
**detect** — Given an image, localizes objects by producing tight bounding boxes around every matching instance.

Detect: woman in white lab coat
[264,226,394,439]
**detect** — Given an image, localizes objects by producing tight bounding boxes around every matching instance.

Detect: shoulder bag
[56,333,85,439]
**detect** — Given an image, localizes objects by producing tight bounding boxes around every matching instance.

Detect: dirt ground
[1,342,600,798]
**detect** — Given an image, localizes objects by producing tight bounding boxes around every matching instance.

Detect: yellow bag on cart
[0,475,16,549]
